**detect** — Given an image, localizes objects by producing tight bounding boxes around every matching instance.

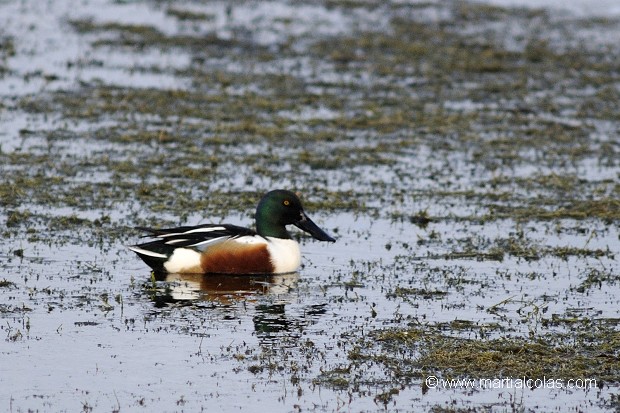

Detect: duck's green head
[255,189,335,242]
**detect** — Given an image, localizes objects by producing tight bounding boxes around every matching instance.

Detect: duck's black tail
[127,240,173,273]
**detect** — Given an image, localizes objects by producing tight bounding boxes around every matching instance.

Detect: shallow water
[1,0,619,412]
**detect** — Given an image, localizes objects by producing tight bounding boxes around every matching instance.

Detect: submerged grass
[0,279,15,288]
[490,198,620,222]
[69,19,252,53]
[13,2,620,236]
[317,322,619,398]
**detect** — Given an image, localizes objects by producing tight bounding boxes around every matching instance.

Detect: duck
[128,189,335,274]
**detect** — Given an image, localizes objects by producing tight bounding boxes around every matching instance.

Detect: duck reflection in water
[145,271,329,342]
[148,271,299,306]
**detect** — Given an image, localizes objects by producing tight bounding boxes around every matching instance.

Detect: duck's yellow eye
[283,200,290,206]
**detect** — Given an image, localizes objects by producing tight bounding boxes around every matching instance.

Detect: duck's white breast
[266,237,301,273]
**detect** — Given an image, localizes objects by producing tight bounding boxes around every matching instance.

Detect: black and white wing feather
[135,224,258,249]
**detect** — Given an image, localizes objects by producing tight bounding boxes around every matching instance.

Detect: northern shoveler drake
[128,190,335,274]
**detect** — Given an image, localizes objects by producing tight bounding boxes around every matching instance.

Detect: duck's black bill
[295,212,336,242]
